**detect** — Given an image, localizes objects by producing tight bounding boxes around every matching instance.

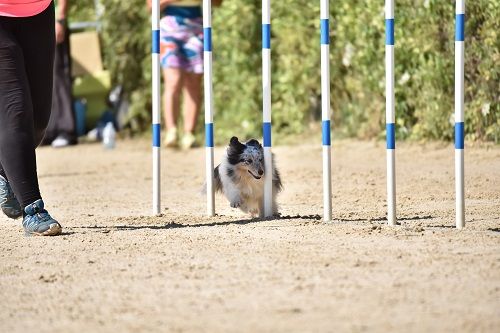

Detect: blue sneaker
[0,175,22,219]
[23,199,62,236]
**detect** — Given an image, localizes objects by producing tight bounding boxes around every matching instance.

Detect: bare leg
[162,68,183,131]
[182,71,202,133]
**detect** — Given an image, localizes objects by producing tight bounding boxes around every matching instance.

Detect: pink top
[0,0,52,17]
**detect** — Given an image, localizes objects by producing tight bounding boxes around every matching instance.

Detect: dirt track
[0,139,499,333]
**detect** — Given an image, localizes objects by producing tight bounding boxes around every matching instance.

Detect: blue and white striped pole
[321,0,332,222]
[385,0,396,226]
[262,0,273,217]
[203,0,215,216]
[455,0,465,229]
[152,0,161,215]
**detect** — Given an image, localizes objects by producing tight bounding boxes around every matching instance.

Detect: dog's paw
[230,200,241,208]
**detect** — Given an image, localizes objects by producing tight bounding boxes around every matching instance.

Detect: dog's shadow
[71,214,434,233]
[73,214,321,232]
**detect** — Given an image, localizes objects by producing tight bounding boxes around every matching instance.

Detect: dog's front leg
[230,199,242,208]
[223,183,242,209]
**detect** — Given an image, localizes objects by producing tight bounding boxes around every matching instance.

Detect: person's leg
[159,14,189,147]
[179,24,203,149]
[162,67,183,147]
[16,5,55,148]
[42,42,62,145]
[45,34,75,147]
[182,71,202,134]
[0,19,18,184]
[52,30,76,145]
[0,21,41,208]
[163,68,183,131]
[1,6,61,235]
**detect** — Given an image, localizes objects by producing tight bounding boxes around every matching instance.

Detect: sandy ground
[0,139,499,333]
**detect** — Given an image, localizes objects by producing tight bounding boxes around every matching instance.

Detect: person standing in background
[43,0,77,148]
[0,0,62,236]
[148,0,222,149]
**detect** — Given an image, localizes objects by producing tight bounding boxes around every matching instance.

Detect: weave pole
[385,0,396,226]
[203,0,215,216]
[152,0,161,215]
[455,0,465,228]
[262,0,273,217]
[320,0,332,222]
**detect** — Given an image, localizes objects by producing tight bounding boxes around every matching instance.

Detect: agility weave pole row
[201,0,276,218]
[384,0,466,228]
[154,1,465,228]
[200,0,331,220]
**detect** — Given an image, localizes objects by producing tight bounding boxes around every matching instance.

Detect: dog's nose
[258,169,264,176]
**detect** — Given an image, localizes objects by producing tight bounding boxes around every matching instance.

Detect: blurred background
[68,0,499,144]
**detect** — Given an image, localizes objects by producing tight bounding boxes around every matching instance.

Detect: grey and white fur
[214,137,282,217]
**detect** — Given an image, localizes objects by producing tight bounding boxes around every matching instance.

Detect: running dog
[214,137,282,217]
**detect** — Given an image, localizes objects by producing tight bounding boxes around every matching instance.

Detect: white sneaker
[51,135,70,148]
[165,128,178,148]
[180,132,196,150]
[87,128,99,141]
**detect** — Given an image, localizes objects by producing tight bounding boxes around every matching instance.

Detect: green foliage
[70,0,152,131]
[99,0,152,132]
[211,0,262,140]
[71,0,499,143]
[68,0,95,22]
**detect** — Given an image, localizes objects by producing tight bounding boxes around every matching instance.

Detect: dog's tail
[201,165,223,195]
[272,154,283,193]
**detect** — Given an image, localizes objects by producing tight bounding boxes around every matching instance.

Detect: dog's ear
[246,139,263,150]
[230,136,240,146]
[229,136,245,151]
[227,136,246,164]
[246,139,262,148]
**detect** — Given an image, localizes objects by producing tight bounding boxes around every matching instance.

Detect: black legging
[0,3,55,208]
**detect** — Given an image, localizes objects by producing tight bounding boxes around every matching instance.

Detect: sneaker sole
[164,141,178,148]
[25,223,62,237]
[180,141,196,150]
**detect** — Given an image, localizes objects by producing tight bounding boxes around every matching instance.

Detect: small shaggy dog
[214,137,282,217]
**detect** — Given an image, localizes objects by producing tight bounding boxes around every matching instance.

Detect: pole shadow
[71,213,435,233]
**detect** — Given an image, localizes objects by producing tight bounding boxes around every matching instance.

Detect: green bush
[99,0,152,132]
[71,0,499,143]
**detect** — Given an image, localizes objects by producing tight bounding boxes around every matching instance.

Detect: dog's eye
[247,159,253,164]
